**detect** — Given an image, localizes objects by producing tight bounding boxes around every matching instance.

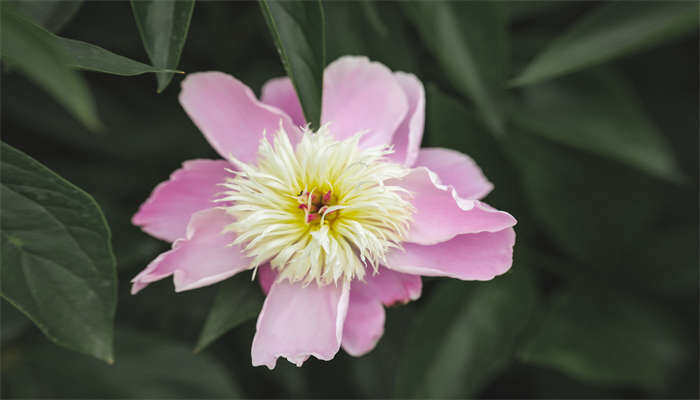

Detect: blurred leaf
[260,0,325,129]
[511,2,698,86]
[360,0,388,37]
[394,268,537,397]
[7,0,83,32]
[503,130,658,267]
[403,1,508,135]
[519,282,689,391]
[2,328,242,398]
[195,273,264,353]
[1,9,100,130]
[510,69,683,182]
[1,299,31,345]
[505,1,572,23]
[0,143,117,362]
[131,0,194,92]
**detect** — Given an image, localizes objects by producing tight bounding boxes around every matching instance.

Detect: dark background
[2,1,698,398]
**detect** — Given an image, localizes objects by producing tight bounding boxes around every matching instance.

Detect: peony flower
[131,56,516,369]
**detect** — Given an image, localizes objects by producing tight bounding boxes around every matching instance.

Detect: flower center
[219,125,413,285]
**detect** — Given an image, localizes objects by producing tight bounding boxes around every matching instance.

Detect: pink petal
[261,77,305,127]
[179,72,300,163]
[386,72,425,166]
[131,208,251,294]
[132,159,232,242]
[386,228,516,281]
[395,167,516,245]
[414,148,493,200]
[341,289,385,357]
[321,56,408,147]
[251,280,350,369]
[257,264,276,295]
[340,267,421,357]
[355,266,422,306]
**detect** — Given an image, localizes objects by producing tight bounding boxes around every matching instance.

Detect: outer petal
[386,228,516,281]
[251,279,350,369]
[386,72,425,166]
[340,268,421,357]
[395,167,516,245]
[321,56,408,147]
[356,267,422,306]
[179,72,300,163]
[257,264,276,295]
[414,148,493,200]
[261,77,305,127]
[131,208,251,294]
[132,159,231,242]
[341,290,385,357]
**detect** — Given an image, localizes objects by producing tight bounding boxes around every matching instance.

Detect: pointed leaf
[394,268,537,397]
[195,273,264,353]
[0,142,117,363]
[131,0,194,92]
[1,9,100,130]
[260,0,325,129]
[402,1,508,135]
[512,2,698,86]
[510,68,683,182]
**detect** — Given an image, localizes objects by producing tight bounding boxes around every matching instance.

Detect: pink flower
[131,56,516,369]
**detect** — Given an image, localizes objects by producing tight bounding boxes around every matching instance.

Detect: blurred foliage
[1,1,698,398]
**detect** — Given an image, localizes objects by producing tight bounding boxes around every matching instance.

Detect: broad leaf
[2,329,242,398]
[1,9,100,131]
[394,268,537,397]
[195,273,264,353]
[511,2,698,86]
[503,130,658,267]
[131,0,194,92]
[402,2,508,135]
[7,0,83,32]
[510,69,683,182]
[260,0,325,129]
[0,143,117,362]
[519,283,689,391]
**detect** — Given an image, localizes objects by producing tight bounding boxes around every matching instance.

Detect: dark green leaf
[510,68,683,182]
[2,329,242,398]
[511,2,698,86]
[1,9,100,131]
[56,36,180,76]
[394,268,537,397]
[502,130,658,267]
[195,273,264,353]
[260,0,325,129]
[0,143,117,362]
[402,2,508,135]
[7,0,83,32]
[131,0,194,92]
[519,283,689,390]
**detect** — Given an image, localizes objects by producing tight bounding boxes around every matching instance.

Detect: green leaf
[131,0,194,92]
[7,0,83,32]
[195,273,264,353]
[2,329,242,398]
[502,130,658,267]
[402,2,508,135]
[511,2,698,86]
[510,68,683,182]
[1,9,100,131]
[394,268,537,397]
[519,283,689,391]
[260,0,325,129]
[56,36,181,76]
[0,142,117,363]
